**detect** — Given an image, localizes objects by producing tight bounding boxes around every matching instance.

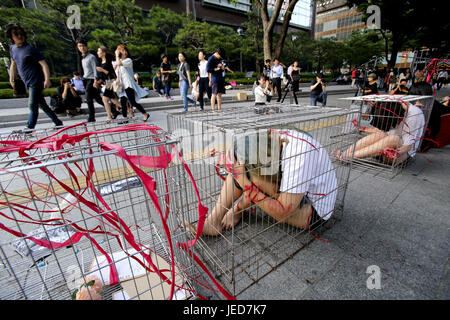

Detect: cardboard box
[237,92,247,101]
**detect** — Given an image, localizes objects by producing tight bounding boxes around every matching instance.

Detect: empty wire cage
[167,105,360,298]
[340,94,434,178]
[0,122,200,300]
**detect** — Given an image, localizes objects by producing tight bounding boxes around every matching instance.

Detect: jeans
[310,91,328,106]
[272,77,282,101]
[164,82,171,97]
[180,80,195,111]
[27,86,63,129]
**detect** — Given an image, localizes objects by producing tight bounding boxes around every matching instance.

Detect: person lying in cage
[185,128,338,236]
[333,99,426,164]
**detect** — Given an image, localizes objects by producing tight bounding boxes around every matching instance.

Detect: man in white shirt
[271,58,284,102]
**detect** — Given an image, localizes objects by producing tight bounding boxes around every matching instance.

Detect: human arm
[9,60,17,90]
[38,60,52,88]
[310,80,320,91]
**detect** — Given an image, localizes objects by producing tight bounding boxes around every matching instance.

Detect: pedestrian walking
[114,44,149,122]
[77,40,104,123]
[7,24,63,131]
[177,52,195,113]
[197,50,212,111]
[290,61,301,105]
[96,46,121,121]
[207,48,226,111]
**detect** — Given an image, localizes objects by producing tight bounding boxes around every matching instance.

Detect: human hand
[43,79,51,89]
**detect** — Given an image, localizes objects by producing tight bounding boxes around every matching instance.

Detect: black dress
[98,58,117,99]
[291,68,300,92]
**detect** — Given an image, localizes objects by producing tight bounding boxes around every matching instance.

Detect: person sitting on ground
[360,73,379,95]
[71,72,85,95]
[56,77,82,117]
[185,129,338,236]
[390,79,409,95]
[310,73,327,106]
[254,74,272,105]
[334,98,425,164]
[152,71,164,97]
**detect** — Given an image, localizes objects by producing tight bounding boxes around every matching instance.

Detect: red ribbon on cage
[0,123,234,300]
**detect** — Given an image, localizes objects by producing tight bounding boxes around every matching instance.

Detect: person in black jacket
[56,77,82,117]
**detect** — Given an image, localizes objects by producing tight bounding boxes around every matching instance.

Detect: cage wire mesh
[0,121,209,300]
[166,105,360,298]
[340,94,434,179]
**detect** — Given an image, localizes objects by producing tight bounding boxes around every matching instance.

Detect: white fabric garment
[254,85,271,103]
[278,129,338,220]
[387,103,425,157]
[198,60,208,78]
[113,58,147,101]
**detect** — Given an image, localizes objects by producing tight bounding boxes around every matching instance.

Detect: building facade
[135,0,314,32]
[314,0,365,40]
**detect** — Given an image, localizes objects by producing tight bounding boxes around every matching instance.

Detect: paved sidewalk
[0,84,356,130]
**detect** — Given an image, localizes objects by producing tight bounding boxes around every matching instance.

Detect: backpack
[49,94,65,113]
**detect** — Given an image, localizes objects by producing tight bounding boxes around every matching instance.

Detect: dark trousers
[198,77,212,109]
[27,86,63,129]
[272,77,282,101]
[120,87,147,118]
[84,79,104,121]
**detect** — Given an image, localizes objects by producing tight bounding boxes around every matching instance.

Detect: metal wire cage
[340,94,434,179]
[0,122,199,300]
[167,105,360,298]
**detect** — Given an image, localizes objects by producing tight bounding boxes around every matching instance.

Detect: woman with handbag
[96,46,121,121]
[114,45,149,122]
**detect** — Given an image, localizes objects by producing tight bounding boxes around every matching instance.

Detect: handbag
[112,80,123,94]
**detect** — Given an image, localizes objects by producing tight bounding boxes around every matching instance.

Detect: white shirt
[278,130,338,220]
[254,85,271,103]
[388,103,425,157]
[114,58,133,90]
[198,60,208,78]
[271,64,283,79]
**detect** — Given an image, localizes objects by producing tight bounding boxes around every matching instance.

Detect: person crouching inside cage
[185,129,338,236]
[334,100,426,164]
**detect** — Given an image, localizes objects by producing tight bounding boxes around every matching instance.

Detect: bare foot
[221,204,244,229]
[184,217,223,237]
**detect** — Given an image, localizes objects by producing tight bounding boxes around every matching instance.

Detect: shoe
[143,113,150,122]
[118,119,129,125]
[87,118,96,123]
[181,109,187,114]
[169,96,174,100]
[53,125,65,131]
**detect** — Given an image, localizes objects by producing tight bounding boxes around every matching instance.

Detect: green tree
[343,29,384,68]
[347,0,448,68]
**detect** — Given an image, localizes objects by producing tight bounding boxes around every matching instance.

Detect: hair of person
[178,51,187,60]
[215,47,225,57]
[116,44,130,59]
[265,59,271,63]
[76,39,88,46]
[60,77,70,86]
[5,24,27,42]
[198,50,205,56]
[273,58,279,62]
[73,71,80,76]
[98,45,114,61]
[233,129,283,187]
[256,74,265,85]
[370,101,406,132]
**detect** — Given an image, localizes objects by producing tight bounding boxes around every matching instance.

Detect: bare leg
[341,131,388,159]
[102,96,113,120]
[217,93,222,111]
[353,135,400,159]
[211,94,217,111]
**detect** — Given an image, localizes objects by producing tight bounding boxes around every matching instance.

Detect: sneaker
[195,101,200,106]
[169,96,174,100]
